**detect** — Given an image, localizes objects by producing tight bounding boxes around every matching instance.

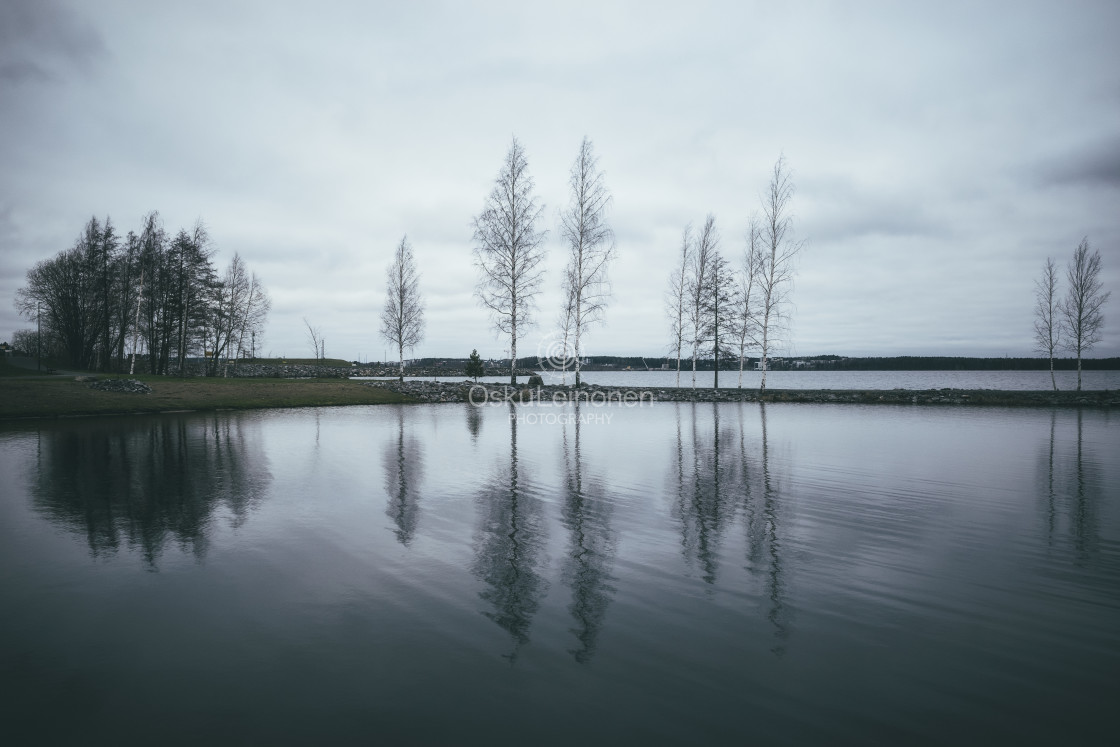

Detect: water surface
[1,403,1117,744]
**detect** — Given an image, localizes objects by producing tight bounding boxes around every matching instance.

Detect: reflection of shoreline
[30,415,271,568]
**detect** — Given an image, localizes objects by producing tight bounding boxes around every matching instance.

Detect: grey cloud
[1036,137,1120,190]
[0,0,105,88]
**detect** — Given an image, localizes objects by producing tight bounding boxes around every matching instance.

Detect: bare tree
[1033,256,1062,391]
[686,215,719,388]
[557,266,577,385]
[666,225,692,388]
[734,216,763,388]
[1061,238,1111,391]
[559,137,615,388]
[756,156,802,393]
[303,317,322,362]
[704,250,738,389]
[473,137,547,385]
[380,235,425,382]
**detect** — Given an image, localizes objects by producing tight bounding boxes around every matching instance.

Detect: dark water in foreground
[1,403,1117,745]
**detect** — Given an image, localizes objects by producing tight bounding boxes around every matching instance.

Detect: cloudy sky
[2,0,1118,361]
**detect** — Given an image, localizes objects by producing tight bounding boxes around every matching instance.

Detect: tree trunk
[574,324,582,388]
[713,317,719,390]
[759,315,769,393]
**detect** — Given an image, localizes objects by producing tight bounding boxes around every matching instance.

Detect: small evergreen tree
[465,349,484,380]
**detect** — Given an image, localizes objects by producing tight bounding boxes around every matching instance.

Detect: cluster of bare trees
[1034,239,1111,391]
[473,136,616,385]
[15,212,270,375]
[667,156,802,391]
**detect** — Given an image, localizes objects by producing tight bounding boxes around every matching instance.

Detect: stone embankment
[175,364,537,379]
[85,378,153,394]
[362,380,1119,407]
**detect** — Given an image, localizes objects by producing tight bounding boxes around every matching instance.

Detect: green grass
[0,362,51,377]
[0,375,412,419]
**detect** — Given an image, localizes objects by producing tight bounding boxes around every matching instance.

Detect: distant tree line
[14,212,270,375]
[808,356,1120,371]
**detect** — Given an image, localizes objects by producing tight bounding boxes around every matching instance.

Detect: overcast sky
[2,0,1118,361]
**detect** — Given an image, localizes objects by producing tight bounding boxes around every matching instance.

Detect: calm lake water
[1,402,1117,745]
[366,369,1120,390]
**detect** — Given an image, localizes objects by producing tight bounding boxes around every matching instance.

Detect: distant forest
[407,355,1120,371]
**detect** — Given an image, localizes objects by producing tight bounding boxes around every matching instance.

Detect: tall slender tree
[1061,238,1110,391]
[686,215,719,389]
[473,137,547,385]
[704,251,738,389]
[734,216,763,388]
[380,235,425,382]
[1033,256,1062,391]
[559,137,615,388]
[666,225,693,388]
[756,156,802,393]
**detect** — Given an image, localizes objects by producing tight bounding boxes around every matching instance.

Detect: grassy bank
[0,374,412,420]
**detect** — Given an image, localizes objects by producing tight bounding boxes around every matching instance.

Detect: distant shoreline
[365,380,1119,408]
[1,374,1114,422]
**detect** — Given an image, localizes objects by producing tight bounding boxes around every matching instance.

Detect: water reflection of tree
[382,406,424,546]
[31,415,271,568]
[670,402,738,584]
[670,401,792,654]
[472,404,549,661]
[1041,409,1102,563]
[560,402,616,663]
[466,403,483,442]
[755,402,791,655]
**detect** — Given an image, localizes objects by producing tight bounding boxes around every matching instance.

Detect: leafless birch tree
[559,137,615,387]
[734,216,763,388]
[1033,256,1062,391]
[473,137,547,385]
[1061,238,1110,391]
[380,235,425,382]
[756,156,802,393]
[666,225,692,388]
[686,215,719,389]
[556,266,577,385]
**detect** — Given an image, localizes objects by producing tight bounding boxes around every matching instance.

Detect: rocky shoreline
[362,380,1119,407]
[172,363,538,379]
